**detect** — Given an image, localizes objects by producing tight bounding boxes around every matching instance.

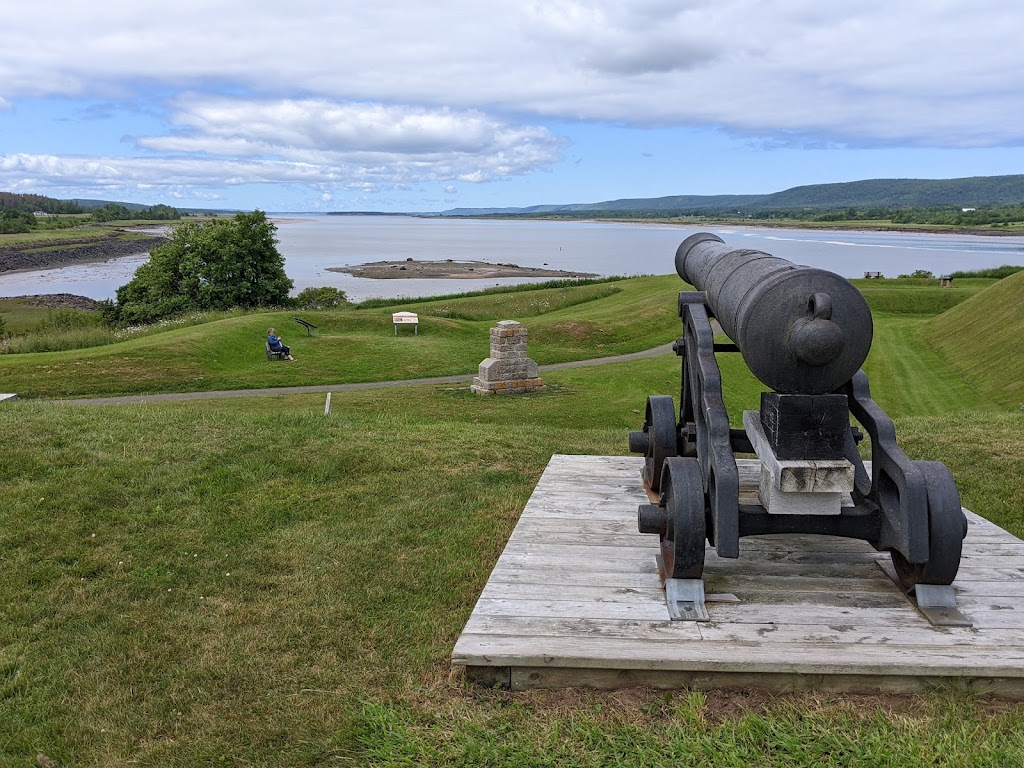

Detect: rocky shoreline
[0,235,167,274]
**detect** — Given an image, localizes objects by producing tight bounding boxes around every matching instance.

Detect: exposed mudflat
[328,259,598,280]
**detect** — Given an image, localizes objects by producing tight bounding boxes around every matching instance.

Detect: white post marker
[0,394,18,404]
[325,392,332,416]
[392,312,419,335]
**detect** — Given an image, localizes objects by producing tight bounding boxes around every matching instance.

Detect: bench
[266,341,286,361]
[293,317,318,336]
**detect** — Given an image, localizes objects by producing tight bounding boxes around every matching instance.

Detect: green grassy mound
[0,273,995,401]
[922,269,1024,407]
[852,277,994,316]
[0,277,683,398]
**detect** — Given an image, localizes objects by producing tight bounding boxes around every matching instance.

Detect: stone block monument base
[471,320,545,396]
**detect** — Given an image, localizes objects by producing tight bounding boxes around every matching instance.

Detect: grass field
[0,274,995,400]
[1,366,1022,766]
[0,277,681,398]
[0,298,71,335]
[1,274,1023,765]
[923,269,1024,408]
[0,221,162,248]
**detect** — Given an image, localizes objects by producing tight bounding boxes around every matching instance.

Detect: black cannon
[629,233,968,623]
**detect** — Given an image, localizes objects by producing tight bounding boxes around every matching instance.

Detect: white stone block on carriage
[743,410,853,515]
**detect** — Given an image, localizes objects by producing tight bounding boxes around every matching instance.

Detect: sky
[2,0,1024,213]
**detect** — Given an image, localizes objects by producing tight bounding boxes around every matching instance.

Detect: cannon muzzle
[675,232,873,394]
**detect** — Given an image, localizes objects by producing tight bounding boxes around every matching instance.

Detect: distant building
[962,207,977,212]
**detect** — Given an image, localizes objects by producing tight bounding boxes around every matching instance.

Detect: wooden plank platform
[453,455,1024,696]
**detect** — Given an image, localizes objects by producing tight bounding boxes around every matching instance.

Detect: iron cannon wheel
[891,460,966,589]
[660,457,706,580]
[641,395,678,493]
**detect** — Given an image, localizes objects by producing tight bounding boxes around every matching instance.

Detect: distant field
[0,224,124,247]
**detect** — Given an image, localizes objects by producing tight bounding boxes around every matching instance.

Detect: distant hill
[443,175,1024,216]
[69,198,150,212]
[922,269,1024,407]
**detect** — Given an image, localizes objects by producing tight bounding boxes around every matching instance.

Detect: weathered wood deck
[453,455,1024,696]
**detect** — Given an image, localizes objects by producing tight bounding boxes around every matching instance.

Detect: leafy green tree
[294,286,349,309]
[0,209,36,233]
[146,204,180,220]
[91,203,136,222]
[111,210,293,324]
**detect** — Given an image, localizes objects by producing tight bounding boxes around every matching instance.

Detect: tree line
[500,204,1024,227]
[0,192,182,233]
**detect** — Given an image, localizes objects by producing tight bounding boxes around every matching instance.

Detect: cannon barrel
[675,232,873,394]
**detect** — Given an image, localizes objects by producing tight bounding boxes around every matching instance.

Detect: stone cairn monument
[471,320,545,396]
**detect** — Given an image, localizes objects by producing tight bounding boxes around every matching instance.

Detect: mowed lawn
[0,274,996,401]
[2,275,1023,765]
[2,360,1023,766]
[0,278,682,399]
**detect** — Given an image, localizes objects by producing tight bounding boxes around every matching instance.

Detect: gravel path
[49,343,676,407]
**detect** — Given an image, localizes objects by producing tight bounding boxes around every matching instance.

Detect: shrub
[295,286,349,310]
[34,309,106,333]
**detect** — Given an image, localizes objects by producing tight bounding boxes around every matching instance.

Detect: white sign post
[392,312,419,336]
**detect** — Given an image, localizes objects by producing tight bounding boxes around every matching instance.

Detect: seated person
[267,327,295,361]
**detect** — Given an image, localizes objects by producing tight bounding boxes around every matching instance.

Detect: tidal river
[2,215,1023,302]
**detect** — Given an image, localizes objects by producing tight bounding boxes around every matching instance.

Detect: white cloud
[134,97,563,175]
[0,99,565,194]
[2,0,1024,206]
[0,132,556,194]
[2,0,1022,146]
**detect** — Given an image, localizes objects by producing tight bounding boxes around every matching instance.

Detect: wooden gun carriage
[629,233,968,623]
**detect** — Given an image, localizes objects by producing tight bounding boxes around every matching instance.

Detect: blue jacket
[267,334,283,352]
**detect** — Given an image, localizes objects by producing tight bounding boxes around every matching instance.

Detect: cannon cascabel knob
[790,293,845,367]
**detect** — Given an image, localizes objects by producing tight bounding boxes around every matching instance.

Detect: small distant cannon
[629,233,968,623]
